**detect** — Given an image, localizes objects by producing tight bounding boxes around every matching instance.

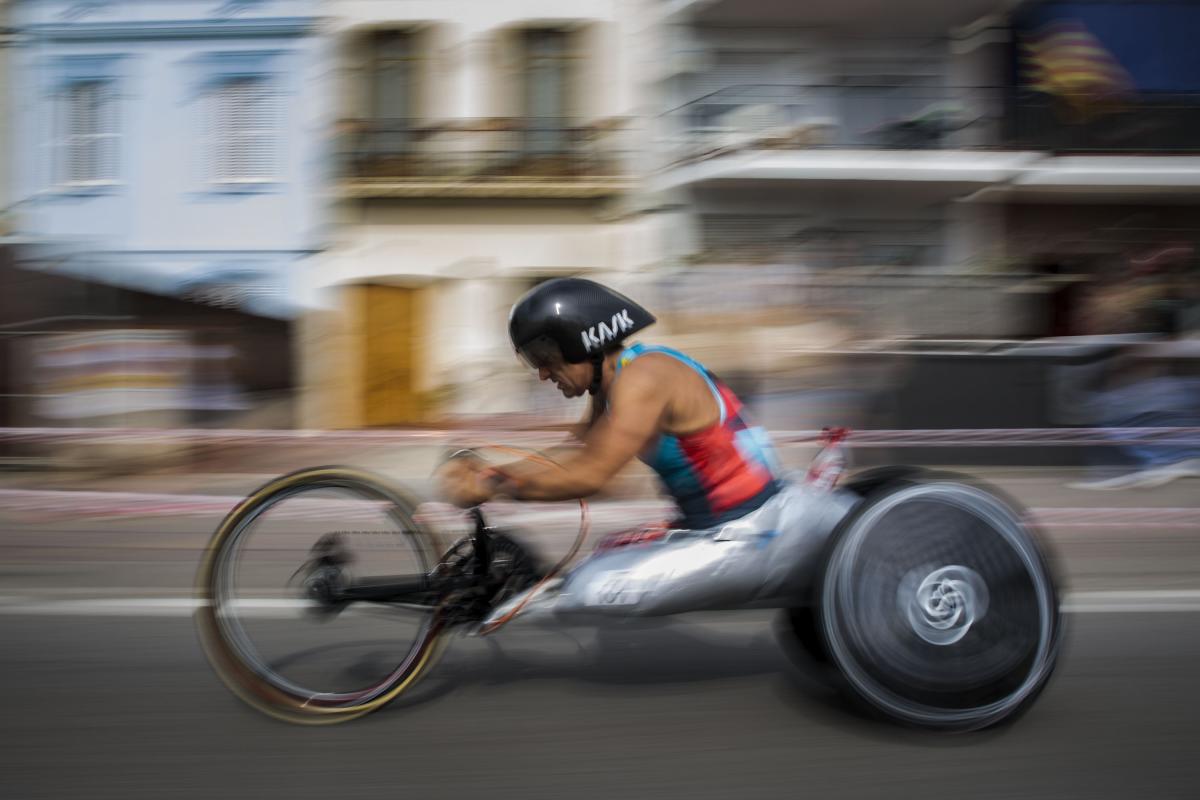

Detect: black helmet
[508,278,656,369]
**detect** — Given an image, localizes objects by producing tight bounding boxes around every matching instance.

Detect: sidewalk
[3,456,1199,512]
[0,440,444,494]
[5,425,1199,502]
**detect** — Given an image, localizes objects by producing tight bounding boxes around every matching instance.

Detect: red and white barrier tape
[0,488,1194,529]
[0,427,471,445]
[0,488,671,528]
[0,426,1199,447]
[774,428,1200,447]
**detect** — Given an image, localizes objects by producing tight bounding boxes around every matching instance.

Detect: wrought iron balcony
[1006,91,1200,153]
[664,84,1200,165]
[662,84,1003,165]
[338,117,633,198]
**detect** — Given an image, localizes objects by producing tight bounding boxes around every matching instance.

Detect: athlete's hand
[436,454,497,508]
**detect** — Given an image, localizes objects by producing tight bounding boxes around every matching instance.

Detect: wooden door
[360,284,421,426]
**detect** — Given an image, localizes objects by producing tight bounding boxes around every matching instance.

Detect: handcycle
[195,432,1062,730]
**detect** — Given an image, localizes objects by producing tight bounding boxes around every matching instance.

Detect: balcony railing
[664,84,1200,163]
[663,84,1003,165]
[338,117,633,197]
[1007,92,1200,153]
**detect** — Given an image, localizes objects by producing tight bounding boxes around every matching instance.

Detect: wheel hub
[900,565,989,646]
[291,533,353,616]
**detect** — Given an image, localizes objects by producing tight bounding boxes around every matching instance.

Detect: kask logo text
[581,309,635,352]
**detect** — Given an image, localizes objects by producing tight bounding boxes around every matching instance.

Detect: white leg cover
[485,482,856,627]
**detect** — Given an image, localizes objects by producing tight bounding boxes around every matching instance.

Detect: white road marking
[2,591,1200,616]
[1060,590,1200,613]
[0,487,1196,527]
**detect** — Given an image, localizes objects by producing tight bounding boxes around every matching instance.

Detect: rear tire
[815,475,1061,731]
[782,606,829,664]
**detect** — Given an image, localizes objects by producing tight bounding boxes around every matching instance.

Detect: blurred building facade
[1,0,1196,432]
[651,0,1200,347]
[6,0,329,427]
[299,0,661,426]
[1,0,22,432]
[996,1,1200,340]
[652,0,1020,351]
[0,0,11,232]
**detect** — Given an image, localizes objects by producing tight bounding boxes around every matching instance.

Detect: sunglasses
[516,337,566,371]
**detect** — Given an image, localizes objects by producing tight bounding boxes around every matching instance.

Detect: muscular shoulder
[617,350,719,432]
[610,353,669,402]
[614,350,715,434]
[616,350,695,385]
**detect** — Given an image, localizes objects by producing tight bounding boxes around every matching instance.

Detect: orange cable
[468,443,590,635]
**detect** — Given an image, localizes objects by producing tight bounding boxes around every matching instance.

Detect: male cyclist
[440,277,782,528]
[439,278,835,620]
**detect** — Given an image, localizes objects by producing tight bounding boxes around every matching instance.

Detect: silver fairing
[484,482,858,626]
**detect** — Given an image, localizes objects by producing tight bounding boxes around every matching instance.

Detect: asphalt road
[2,467,1199,800]
[2,606,1199,800]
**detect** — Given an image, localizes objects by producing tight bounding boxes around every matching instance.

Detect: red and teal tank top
[617,343,782,529]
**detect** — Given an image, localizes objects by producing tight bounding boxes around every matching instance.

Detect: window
[522,29,573,154]
[50,55,127,188]
[207,76,280,184]
[366,30,419,159]
[62,80,119,185]
[370,30,417,120]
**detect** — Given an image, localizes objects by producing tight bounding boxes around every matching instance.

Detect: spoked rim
[196,468,445,720]
[820,481,1060,729]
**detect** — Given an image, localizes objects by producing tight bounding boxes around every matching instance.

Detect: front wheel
[816,476,1061,731]
[195,467,446,724]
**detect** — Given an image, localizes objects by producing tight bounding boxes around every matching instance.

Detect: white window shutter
[209,77,279,183]
[208,86,222,182]
[97,82,118,181]
[61,82,118,185]
[212,81,236,182]
[244,79,279,179]
[63,81,119,184]
[67,83,92,183]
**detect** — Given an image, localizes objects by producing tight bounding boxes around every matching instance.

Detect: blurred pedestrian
[1070,251,1200,489]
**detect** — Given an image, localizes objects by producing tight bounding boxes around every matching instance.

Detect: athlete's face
[537,359,592,398]
[517,338,593,398]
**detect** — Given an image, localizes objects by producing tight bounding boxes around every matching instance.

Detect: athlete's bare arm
[567,396,600,442]
[436,354,722,506]
[498,359,669,501]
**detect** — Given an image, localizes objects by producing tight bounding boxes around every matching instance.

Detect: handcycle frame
[309,428,851,629]
[198,428,1060,729]
[311,506,519,626]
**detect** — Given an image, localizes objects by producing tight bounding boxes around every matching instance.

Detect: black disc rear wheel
[818,478,1061,731]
